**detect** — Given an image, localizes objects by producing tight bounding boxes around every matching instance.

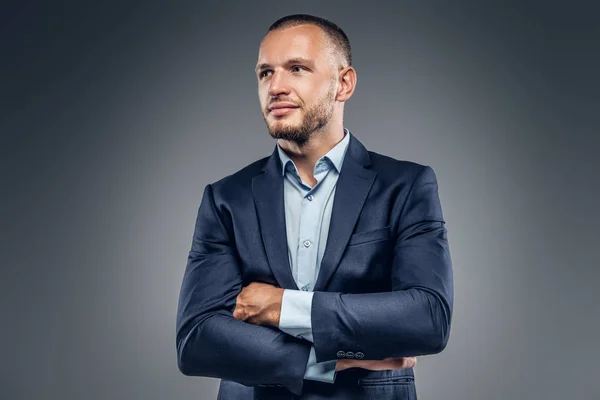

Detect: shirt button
[301,285,309,291]
[307,194,314,201]
[303,240,311,248]
[296,334,304,339]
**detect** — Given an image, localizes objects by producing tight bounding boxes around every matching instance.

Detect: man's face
[256,24,339,145]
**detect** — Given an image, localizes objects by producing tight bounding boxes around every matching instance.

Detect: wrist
[270,287,284,327]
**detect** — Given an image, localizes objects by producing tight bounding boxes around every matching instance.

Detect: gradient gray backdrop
[2,1,599,399]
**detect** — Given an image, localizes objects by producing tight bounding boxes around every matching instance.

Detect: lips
[269,102,298,110]
[268,103,299,116]
[270,107,298,116]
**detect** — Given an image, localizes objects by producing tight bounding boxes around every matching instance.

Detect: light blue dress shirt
[276,128,351,383]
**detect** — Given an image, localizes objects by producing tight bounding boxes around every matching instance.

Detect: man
[176,14,453,400]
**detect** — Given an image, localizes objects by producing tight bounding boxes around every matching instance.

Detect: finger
[232,307,243,320]
[381,358,410,369]
[400,357,417,369]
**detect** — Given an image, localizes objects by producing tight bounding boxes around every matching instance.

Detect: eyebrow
[255,57,315,73]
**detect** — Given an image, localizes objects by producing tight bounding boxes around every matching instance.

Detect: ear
[335,66,357,102]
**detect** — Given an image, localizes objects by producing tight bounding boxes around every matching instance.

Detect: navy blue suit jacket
[176,131,453,399]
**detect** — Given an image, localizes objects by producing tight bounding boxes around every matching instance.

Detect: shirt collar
[277,128,350,176]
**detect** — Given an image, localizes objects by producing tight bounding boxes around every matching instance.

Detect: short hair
[266,14,352,69]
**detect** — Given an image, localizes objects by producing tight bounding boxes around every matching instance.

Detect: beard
[263,81,336,146]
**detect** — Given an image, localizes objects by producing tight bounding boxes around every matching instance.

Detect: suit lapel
[252,132,376,292]
[313,133,376,291]
[252,147,299,290]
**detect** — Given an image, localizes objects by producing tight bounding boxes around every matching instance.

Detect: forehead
[257,24,332,66]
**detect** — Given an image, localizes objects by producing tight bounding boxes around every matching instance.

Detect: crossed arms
[175,166,453,396]
[232,280,418,382]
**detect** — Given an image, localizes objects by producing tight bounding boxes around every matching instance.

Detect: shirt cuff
[304,346,337,383]
[278,289,314,342]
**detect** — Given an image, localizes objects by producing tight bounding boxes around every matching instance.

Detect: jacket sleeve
[176,183,312,396]
[279,290,337,383]
[311,166,454,363]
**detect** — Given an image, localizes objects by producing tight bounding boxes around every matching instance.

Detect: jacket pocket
[358,375,415,386]
[347,225,391,246]
[357,373,417,400]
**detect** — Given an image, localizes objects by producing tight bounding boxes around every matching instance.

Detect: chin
[269,119,299,130]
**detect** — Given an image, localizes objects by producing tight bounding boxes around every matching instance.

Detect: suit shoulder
[206,155,269,197]
[367,150,434,182]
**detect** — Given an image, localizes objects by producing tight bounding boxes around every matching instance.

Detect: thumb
[401,357,417,368]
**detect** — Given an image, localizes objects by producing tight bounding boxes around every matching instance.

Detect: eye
[258,70,272,79]
[292,65,307,73]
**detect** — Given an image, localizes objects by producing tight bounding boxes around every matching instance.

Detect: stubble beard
[264,82,336,147]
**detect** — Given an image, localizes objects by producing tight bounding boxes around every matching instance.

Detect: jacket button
[346,351,355,359]
[336,351,346,358]
[355,352,364,359]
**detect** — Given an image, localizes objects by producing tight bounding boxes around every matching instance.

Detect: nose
[268,70,290,97]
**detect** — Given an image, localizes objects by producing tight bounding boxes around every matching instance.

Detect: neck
[277,121,345,175]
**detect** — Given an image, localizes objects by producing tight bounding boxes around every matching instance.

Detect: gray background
[2,1,599,399]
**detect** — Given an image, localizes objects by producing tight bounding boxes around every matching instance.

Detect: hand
[336,356,417,372]
[233,282,284,327]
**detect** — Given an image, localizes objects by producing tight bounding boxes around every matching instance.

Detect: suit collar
[263,128,372,174]
[276,127,351,176]
[253,130,376,291]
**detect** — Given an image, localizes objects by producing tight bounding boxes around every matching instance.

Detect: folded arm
[175,184,312,396]
[311,166,454,363]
